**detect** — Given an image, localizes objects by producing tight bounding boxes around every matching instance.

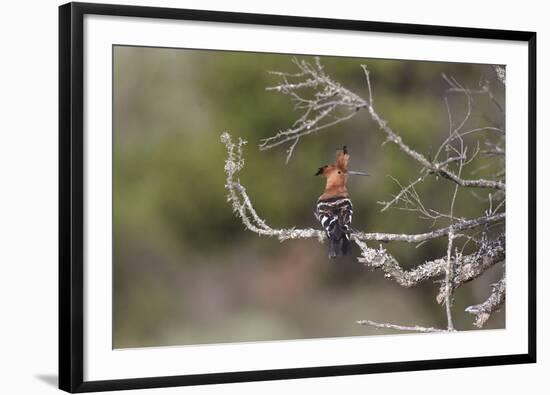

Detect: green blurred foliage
[113,46,505,348]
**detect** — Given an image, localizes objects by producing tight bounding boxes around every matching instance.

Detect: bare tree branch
[352,213,504,243]
[356,319,450,333]
[437,236,505,303]
[221,132,324,242]
[222,132,504,244]
[353,236,504,288]
[465,278,506,328]
[264,58,505,191]
[494,65,506,85]
[443,231,456,330]
[362,65,504,191]
[260,57,366,158]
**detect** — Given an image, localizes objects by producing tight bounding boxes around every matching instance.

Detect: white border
[84,14,529,381]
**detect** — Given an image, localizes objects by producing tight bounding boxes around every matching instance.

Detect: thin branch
[356,319,450,333]
[440,103,468,330]
[265,59,505,191]
[285,137,300,164]
[352,213,504,243]
[261,57,366,159]
[434,169,504,190]
[465,277,506,328]
[443,231,455,330]
[378,174,428,212]
[364,69,503,190]
[436,127,504,161]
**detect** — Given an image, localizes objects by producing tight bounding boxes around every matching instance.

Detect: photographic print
[113,46,506,349]
[60,3,536,391]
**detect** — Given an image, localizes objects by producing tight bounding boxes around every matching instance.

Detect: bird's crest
[315,146,349,176]
[335,145,349,172]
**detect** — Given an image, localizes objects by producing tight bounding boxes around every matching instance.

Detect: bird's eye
[338,171,342,174]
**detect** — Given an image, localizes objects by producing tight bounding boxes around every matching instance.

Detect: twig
[465,278,506,327]
[443,231,455,330]
[378,175,428,212]
[261,57,366,159]
[356,319,450,333]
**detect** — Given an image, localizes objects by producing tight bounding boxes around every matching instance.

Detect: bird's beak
[348,170,369,176]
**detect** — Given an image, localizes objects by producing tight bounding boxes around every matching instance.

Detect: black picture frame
[59,2,537,393]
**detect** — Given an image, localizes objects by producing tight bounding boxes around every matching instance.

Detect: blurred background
[113,46,505,349]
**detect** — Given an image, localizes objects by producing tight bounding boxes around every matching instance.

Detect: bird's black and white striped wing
[315,197,353,240]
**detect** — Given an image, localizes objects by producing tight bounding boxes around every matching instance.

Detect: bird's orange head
[315,146,368,198]
[315,146,350,187]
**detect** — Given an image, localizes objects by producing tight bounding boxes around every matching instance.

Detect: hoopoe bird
[315,146,368,258]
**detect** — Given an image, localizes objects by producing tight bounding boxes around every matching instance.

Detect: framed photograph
[59,2,536,392]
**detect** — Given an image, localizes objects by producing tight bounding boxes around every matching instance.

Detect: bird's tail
[328,236,351,259]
